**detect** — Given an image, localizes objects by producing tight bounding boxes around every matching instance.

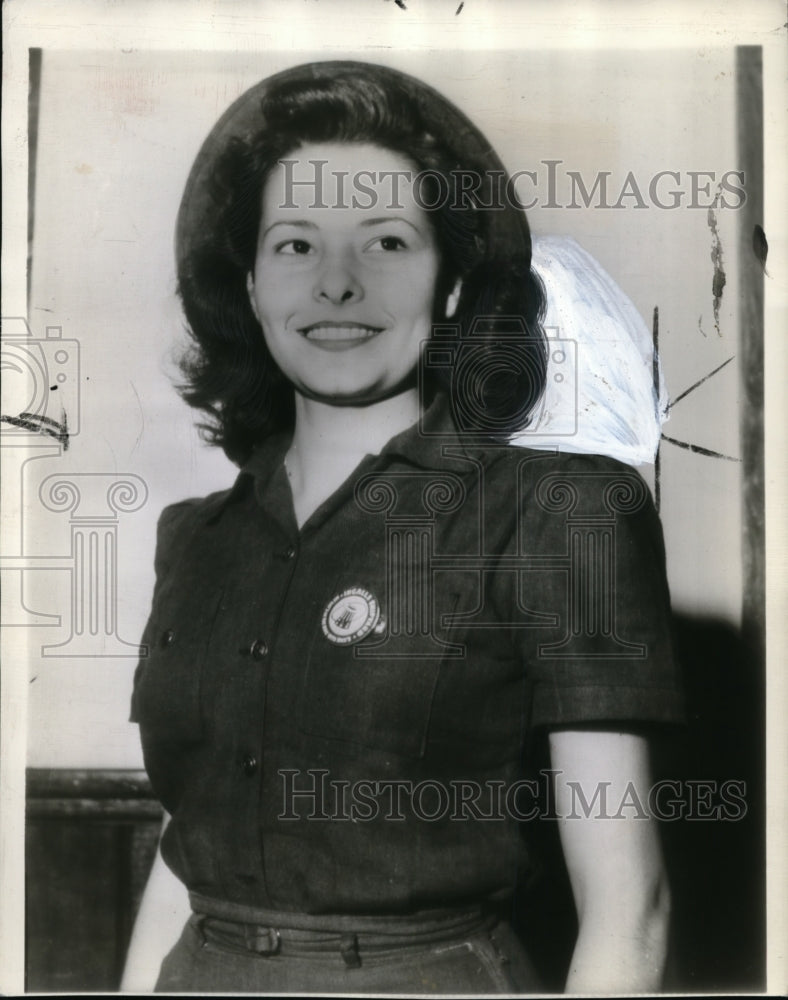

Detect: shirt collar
[371,391,502,472]
[207,391,502,523]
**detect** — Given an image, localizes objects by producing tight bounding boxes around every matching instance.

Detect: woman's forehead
[261,141,428,222]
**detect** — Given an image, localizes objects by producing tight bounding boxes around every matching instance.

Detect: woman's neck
[285,388,421,528]
[291,388,420,464]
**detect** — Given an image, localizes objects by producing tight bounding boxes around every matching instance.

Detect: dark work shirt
[131,395,683,913]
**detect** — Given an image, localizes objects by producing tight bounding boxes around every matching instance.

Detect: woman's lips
[300,321,385,349]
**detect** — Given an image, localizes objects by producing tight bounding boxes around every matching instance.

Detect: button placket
[227,522,301,897]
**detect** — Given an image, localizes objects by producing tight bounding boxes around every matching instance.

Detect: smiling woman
[123,61,683,994]
[248,143,442,405]
[174,63,546,465]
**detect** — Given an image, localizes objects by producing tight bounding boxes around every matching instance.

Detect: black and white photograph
[2,1,786,994]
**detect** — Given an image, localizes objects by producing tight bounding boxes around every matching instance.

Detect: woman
[123,61,683,993]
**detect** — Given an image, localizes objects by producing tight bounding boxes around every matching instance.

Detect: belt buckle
[244,924,281,955]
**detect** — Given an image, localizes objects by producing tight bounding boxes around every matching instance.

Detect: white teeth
[305,326,381,341]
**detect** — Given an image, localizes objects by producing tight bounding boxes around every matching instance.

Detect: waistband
[189,893,497,963]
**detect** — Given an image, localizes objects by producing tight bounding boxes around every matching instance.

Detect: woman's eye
[276,239,313,255]
[368,235,407,252]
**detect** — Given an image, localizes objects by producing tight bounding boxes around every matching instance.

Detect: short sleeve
[514,453,685,730]
[129,500,200,724]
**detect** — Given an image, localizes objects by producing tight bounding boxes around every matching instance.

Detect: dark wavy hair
[176,62,547,465]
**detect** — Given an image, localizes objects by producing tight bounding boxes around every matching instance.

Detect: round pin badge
[322,588,380,646]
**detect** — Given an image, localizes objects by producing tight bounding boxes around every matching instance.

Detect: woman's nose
[313,254,363,305]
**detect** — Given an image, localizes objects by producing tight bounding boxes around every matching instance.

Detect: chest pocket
[133,583,225,744]
[298,581,465,759]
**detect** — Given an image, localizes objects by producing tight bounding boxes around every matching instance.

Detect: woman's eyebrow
[261,219,318,238]
[359,216,421,233]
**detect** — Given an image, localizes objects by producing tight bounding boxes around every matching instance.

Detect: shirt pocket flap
[299,583,466,759]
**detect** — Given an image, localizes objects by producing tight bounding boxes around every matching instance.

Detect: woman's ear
[246,272,260,322]
[445,278,462,319]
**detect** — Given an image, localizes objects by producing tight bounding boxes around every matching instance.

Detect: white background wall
[16,45,744,767]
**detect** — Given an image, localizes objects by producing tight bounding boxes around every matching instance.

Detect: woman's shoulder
[492,443,650,482]
[155,486,235,546]
[486,445,657,520]
[149,487,238,581]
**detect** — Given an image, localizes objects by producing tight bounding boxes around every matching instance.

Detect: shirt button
[159,628,175,648]
[250,639,268,660]
[241,754,258,776]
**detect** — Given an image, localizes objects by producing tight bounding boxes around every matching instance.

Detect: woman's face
[247,142,442,405]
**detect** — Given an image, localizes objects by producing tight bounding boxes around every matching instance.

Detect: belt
[189,892,498,967]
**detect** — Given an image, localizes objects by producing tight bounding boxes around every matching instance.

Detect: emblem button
[321,588,381,646]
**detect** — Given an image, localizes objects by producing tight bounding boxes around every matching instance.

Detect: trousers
[154,893,542,994]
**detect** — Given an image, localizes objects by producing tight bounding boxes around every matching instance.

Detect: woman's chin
[295,378,418,409]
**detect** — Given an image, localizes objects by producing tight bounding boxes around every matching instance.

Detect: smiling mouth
[300,322,385,346]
